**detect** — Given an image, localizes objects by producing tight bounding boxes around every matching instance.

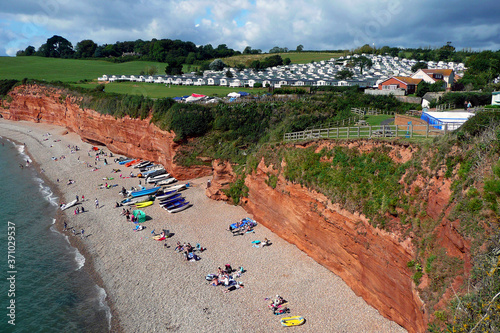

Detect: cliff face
[241,158,426,332]
[209,141,470,333]
[2,85,471,332]
[0,85,210,180]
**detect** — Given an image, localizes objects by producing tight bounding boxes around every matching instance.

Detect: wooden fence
[284,123,452,141]
[351,107,396,116]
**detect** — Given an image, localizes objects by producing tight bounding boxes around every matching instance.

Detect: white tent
[227,92,240,98]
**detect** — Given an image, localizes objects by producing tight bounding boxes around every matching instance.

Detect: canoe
[147,173,171,183]
[280,316,305,327]
[160,197,185,207]
[155,189,178,200]
[134,161,152,169]
[165,201,192,213]
[118,158,134,165]
[125,159,141,167]
[162,183,187,192]
[61,199,78,210]
[146,169,167,178]
[156,177,177,186]
[130,187,161,198]
[135,201,153,208]
[159,194,183,206]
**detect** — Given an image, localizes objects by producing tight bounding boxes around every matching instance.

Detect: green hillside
[75,82,266,98]
[0,56,165,82]
[223,51,345,67]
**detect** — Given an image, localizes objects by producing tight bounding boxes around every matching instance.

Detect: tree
[25,45,35,56]
[336,69,353,80]
[16,45,35,56]
[147,66,158,76]
[209,59,226,71]
[284,57,291,65]
[225,70,233,78]
[411,61,428,73]
[349,56,372,74]
[75,40,97,58]
[38,35,74,58]
[296,44,304,52]
[243,46,252,54]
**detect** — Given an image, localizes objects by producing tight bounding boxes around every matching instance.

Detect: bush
[0,79,19,96]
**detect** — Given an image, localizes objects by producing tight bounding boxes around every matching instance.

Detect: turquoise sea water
[0,137,110,332]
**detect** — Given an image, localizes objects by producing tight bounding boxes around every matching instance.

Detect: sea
[0,137,111,332]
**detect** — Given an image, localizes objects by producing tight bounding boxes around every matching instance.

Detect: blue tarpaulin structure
[238,91,250,96]
[421,111,474,130]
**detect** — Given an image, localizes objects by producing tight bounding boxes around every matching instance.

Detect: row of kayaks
[114,157,192,213]
[156,189,192,213]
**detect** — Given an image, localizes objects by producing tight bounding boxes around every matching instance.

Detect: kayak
[125,159,141,167]
[135,201,153,208]
[280,316,305,327]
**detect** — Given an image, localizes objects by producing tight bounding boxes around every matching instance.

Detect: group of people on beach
[207,264,245,293]
[174,241,204,261]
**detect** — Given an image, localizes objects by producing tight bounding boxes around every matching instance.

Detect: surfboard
[280,316,305,327]
[152,235,166,241]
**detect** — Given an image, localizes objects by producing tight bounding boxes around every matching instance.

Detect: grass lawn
[364,114,395,126]
[0,56,165,82]
[223,52,345,67]
[74,82,267,98]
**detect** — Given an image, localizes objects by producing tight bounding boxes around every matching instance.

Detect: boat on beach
[147,173,171,184]
[60,199,78,210]
[130,186,161,198]
[159,194,183,206]
[155,189,178,200]
[125,159,141,167]
[134,161,152,169]
[118,158,134,165]
[156,177,177,186]
[162,183,187,192]
[164,201,192,213]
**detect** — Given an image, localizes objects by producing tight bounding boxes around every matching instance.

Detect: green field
[0,56,165,82]
[75,82,267,98]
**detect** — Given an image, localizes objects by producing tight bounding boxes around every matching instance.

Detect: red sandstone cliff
[0,85,211,180]
[207,140,471,333]
[1,84,472,332]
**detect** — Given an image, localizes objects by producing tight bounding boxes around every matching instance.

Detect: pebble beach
[0,119,406,333]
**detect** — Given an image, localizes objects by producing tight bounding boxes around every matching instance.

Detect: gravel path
[0,119,406,333]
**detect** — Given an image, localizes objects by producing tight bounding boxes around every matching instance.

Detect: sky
[0,0,499,56]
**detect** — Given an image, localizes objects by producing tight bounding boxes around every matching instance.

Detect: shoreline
[0,118,406,333]
[0,128,120,332]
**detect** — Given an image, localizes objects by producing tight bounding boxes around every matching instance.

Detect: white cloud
[0,0,499,56]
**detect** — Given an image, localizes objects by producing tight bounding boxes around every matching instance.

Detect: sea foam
[97,286,112,331]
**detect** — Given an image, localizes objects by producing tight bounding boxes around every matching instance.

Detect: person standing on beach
[63,222,67,231]
[76,195,79,202]
[81,229,85,239]
[95,198,99,209]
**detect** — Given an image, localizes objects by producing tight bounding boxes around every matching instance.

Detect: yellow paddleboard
[135,201,153,208]
[280,316,305,327]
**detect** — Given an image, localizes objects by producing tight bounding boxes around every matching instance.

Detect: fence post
[396,125,398,137]
[410,124,413,138]
[369,125,372,137]
[426,123,429,138]
[327,128,330,139]
[336,128,339,138]
[347,127,349,139]
[357,126,360,138]
[444,123,448,135]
